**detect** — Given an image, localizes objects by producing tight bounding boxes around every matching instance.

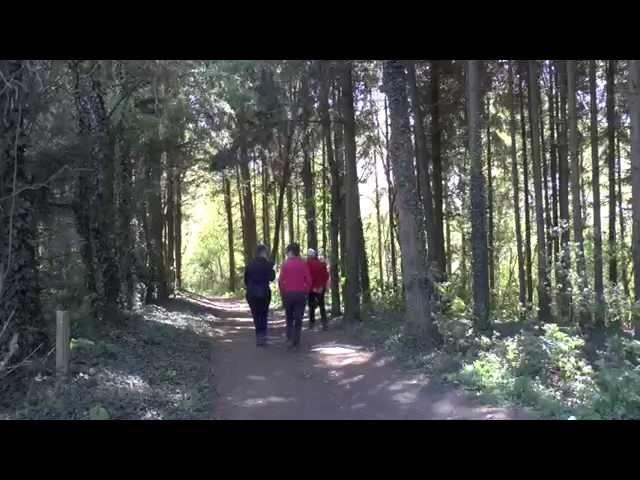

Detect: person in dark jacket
[278,243,311,350]
[244,244,276,346]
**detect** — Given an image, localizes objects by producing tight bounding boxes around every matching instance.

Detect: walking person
[306,248,329,331]
[278,243,311,350]
[244,244,276,347]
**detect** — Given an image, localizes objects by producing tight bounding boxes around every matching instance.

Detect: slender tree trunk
[466,60,491,332]
[519,66,534,307]
[322,139,328,254]
[341,61,362,320]
[383,60,440,343]
[238,131,257,262]
[286,184,294,245]
[318,60,341,315]
[224,174,236,292]
[568,60,588,325]
[383,96,399,294]
[509,61,527,310]
[261,150,270,247]
[529,60,552,322]
[607,60,618,286]
[175,168,182,290]
[617,124,630,297]
[166,155,175,296]
[374,151,385,294]
[590,60,605,327]
[0,61,45,353]
[487,95,495,296]
[629,60,640,326]
[407,61,436,266]
[302,130,318,250]
[557,60,572,320]
[430,61,447,277]
[548,62,560,284]
[539,69,553,267]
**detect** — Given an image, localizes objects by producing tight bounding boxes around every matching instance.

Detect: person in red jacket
[278,243,311,350]
[306,248,329,331]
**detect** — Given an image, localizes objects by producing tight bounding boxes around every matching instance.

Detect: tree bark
[383,60,440,343]
[568,60,588,326]
[318,60,341,315]
[557,60,572,320]
[630,60,640,321]
[590,60,605,327]
[467,60,491,332]
[430,61,447,277]
[341,61,362,320]
[508,61,527,310]
[383,96,399,295]
[224,174,236,292]
[528,60,552,323]
[407,61,436,267]
[519,65,534,307]
[607,60,618,286]
[487,94,495,297]
[175,167,183,290]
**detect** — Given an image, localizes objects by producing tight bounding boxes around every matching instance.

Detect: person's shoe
[322,324,329,331]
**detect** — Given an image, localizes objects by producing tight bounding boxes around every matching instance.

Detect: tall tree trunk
[341,61,362,320]
[568,60,588,325]
[529,60,552,323]
[548,62,560,284]
[590,60,605,327]
[487,94,495,297]
[607,60,618,286]
[286,184,294,245]
[261,150,270,247]
[0,60,45,355]
[539,69,553,267]
[629,60,640,329]
[238,125,257,262]
[71,60,123,313]
[302,131,318,250]
[383,96,399,294]
[224,174,236,292]
[383,60,440,343]
[407,61,436,266]
[519,65,534,307]
[318,60,341,315]
[166,155,175,296]
[467,60,491,332]
[430,61,447,277]
[175,168,182,290]
[617,123,630,297]
[321,139,328,254]
[508,61,527,310]
[374,151,385,294]
[557,60,572,320]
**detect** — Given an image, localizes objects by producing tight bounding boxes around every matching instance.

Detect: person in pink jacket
[278,243,311,350]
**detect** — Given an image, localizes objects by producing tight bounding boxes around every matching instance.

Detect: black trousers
[308,290,327,326]
[247,293,271,338]
[283,292,307,346]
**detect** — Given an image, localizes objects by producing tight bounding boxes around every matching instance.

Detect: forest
[1,59,640,419]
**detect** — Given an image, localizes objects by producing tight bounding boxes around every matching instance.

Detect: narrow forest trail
[190,293,531,420]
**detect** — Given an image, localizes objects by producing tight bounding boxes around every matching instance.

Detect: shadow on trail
[208,295,531,420]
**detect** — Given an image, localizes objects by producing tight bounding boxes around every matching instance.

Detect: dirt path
[194,293,530,420]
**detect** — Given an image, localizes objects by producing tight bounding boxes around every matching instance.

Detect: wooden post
[56,310,70,376]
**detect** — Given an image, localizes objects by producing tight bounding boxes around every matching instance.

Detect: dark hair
[285,243,300,256]
[256,244,268,257]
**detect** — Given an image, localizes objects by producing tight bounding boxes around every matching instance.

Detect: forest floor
[1,292,534,419]
[206,294,532,419]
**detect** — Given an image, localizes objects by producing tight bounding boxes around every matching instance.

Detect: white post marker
[56,310,70,376]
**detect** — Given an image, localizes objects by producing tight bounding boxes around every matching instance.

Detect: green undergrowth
[353,297,640,420]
